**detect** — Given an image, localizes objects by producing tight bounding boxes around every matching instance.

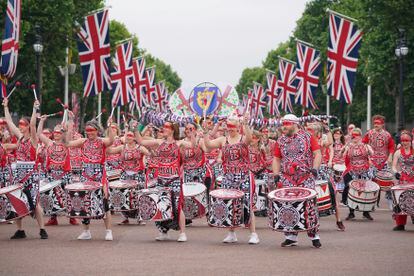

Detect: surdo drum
[315,180,333,217]
[183,182,207,219]
[208,189,244,228]
[347,180,380,212]
[109,180,139,212]
[333,164,346,179]
[374,170,395,191]
[65,182,105,218]
[137,187,173,221]
[0,184,31,223]
[267,187,319,232]
[39,180,66,216]
[391,183,414,216]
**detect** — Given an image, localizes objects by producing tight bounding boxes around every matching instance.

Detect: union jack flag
[76,9,111,98]
[295,41,321,109]
[144,66,156,104]
[131,56,147,108]
[327,12,362,104]
[0,0,21,79]
[111,41,134,107]
[250,82,267,119]
[152,81,169,112]
[276,58,297,113]
[265,70,279,116]
[238,94,248,115]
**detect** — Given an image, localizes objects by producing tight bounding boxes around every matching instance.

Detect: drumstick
[109,106,116,118]
[6,81,21,99]
[45,111,64,118]
[30,84,39,101]
[56,98,69,110]
[95,108,107,120]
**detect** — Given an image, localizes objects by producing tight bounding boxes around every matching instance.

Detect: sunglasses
[226,123,237,129]
[352,133,361,138]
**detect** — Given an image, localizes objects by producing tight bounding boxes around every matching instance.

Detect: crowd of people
[0,98,413,248]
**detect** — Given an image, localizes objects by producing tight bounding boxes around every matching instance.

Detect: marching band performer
[203,114,260,244]
[328,128,346,191]
[134,121,194,242]
[272,114,322,248]
[391,130,414,231]
[106,123,123,171]
[342,128,375,220]
[37,115,78,226]
[2,98,48,239]
[66,119,115,241]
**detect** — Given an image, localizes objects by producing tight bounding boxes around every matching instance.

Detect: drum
[0,184,31,223]
[208,189,244,228]
[254,179,267,213]
[65,182,104,218]
[333,164,346,179]
[347,180,380,212]
[137,187,173,221]
[183,182,207,219]
[109,180,139,212]
[268,187,318,232]
[374,170,395,191]
[315,180,334,217]
[107,169,122,182]
[391,183,414,216]
[39,180,66,216]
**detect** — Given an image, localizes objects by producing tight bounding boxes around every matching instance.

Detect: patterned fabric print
[39,181,67,216]
[248,145,264,174]
[183,166,206,183]
[157,141,180,177]
[120,171,146,189]
[46,170,72,185]
[155,176,182,233]
[181,146,205,170]
[66,187,105,219]
[347,142,370,175]
[82,138,105,164]
[16,138,36,162]
[398,148,414,182]
[12,162,39,211]
[262,139,276,169]
[365,129,393,170]
[316,165,331,181]
[222,139,250,174]
[221,171,254,226]
[80,163,104,183]
[121,145,144,172]
[106,137,122,170]
[332,141,345,164]
[37,144,47,173]
[277,130,315,186]
[69,147,82,171]
[0,167,12,188]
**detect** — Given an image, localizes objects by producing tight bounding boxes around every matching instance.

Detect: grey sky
[106,0,308,93]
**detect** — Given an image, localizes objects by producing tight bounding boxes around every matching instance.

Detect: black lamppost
[33,24,43,103]
[395,28,409,131]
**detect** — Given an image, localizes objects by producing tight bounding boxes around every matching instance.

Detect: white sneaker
[155,232,170,241]
[248,233,260,244]
[222,231,237,243]
[105,230,113,241]
[77,230,92,240]
[177,233,187,242]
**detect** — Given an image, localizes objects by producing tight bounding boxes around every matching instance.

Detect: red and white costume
[120,144,146,186]
[362,129,395,170]
[106,136,122,170]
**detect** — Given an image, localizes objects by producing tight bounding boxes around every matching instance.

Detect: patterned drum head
[268,187,317,202]
[66,182,101,191]
[39,180,62,193]
[109,180,138,189]
[376,170,394,181]
[183,182,205,197]
[210,189,244,199]
[0,184,23,195]
[350,180,380,192]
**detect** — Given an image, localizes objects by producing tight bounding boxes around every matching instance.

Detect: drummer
[342,128,375,220]
[66,119,115,241]
[2,98,48,239]
[249,130,266,216]
[328,128,346,190]
[134,120,194,242]
[272,114,322,248]
[203,114,260,245]
[261,127,277,191]
[106,123,123,171]
[391,130,414,231]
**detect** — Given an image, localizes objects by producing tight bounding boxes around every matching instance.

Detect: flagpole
[326,9,358,22]
[98,92,102,126]
[278,56,296,65]
[117,106,121,125]
[295,38,315,48]
[115,37,134,46]
[86,6,112,16]
[367,76,372,130]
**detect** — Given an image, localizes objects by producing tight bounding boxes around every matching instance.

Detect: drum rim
[209,188,244,198]
[0,184,24,194]
[65,181,101,191]
[350,180,380,192]
[391,184,414,191]
[268,187,317,201]
[183,182,206,197]
[39,180,62,192]
[109,180,139,188]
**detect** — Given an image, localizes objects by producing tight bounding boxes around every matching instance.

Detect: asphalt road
[1,193,413,276]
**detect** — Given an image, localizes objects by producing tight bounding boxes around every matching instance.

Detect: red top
[362,129,395,169]
[344,142,370,175]
[82,138,106,165]
[157,141,180,177]
[181,145,205,170]
[0,143,6,167]
[331,141,345,164]
[121,145,145,172]
[399,147,414,182]
[222,136,250,174]
[46,142,71,172]
[263,139,276,169]
[106,136,122,162]
[16,138,36,162]
[248,145,265,173]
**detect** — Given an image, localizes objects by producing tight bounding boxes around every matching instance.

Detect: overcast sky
[106,0,308,93]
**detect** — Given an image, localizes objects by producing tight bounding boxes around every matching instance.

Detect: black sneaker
[345,213,355,220]
[393,225,405,231]
[362,212,373,221]
[281,239,298,247]
[40,229,48,239]
[10,230,26,239]
[336,221,345,231]
[312,239,322,248]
